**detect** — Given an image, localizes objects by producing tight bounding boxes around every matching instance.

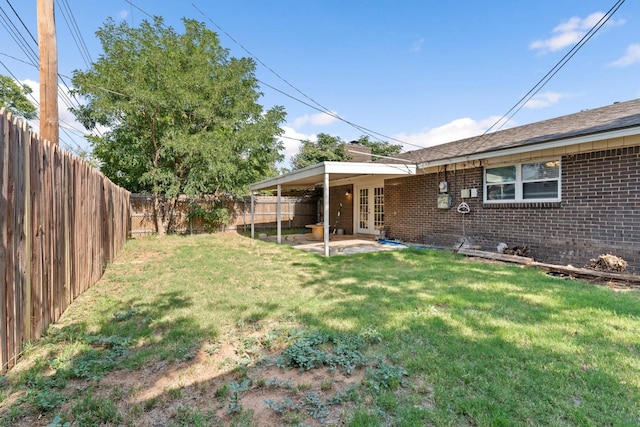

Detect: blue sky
[2,1,639,166]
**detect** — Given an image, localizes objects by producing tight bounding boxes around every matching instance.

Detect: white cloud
[393,116,515,152]
[277,126,316,167]
[292,111,339,128]
[609,43,640,68]
[530,12,625,53]
[118,10,129,20]
[410,38,425,53]
[524,91,570,109]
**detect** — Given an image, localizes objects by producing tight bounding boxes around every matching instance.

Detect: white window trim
[484,159,561,203]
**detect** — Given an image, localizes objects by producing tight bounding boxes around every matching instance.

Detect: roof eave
[250,161,416,191]
[417,126,640,169]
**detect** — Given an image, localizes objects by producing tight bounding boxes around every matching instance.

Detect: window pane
[374,187,384,229]
[522,161,559,181]
[486,184,515,200]
[486,166,516,183]
[523,181,558,199]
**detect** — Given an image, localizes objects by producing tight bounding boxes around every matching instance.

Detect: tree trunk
[153,193,166,237]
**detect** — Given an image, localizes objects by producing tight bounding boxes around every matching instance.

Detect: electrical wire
[122,0,422,163]
[0,6,39,66]
[0,52,34,67]
[57,0,93,67]
[454,0,627,159]
[127,0,422,158]
[4,0,37,44]
[190,2,423,152]
[1,2,105,142]
[0,59,40,108]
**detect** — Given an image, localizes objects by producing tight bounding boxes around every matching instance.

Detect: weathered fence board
[1,108,10,370]
[129,194,318,236]
[0,109,131,372]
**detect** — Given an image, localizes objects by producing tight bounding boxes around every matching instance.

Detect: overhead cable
[458,0,627,158]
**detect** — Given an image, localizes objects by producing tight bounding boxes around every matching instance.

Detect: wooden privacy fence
[0,109,130,373]
[130,194,318,236]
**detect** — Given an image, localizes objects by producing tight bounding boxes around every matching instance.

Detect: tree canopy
[71,17,285,200]
[356,135,402,159]
[291,134,403,170]
[291,133,349,170]
[0,75,37,121]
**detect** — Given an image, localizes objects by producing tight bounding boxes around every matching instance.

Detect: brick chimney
[343,142,372,162]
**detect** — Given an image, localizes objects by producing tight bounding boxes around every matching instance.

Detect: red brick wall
[385,146,640,272]
[329,184,354,234]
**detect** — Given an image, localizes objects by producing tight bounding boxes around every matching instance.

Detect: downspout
[323,173,330,257]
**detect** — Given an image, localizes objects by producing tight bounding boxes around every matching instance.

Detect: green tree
[71,17,285,235]
[291,133,350,170]
[355,135,402,158]
[0,75,37,121]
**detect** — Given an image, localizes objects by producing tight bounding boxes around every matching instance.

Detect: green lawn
[1,233,639,426]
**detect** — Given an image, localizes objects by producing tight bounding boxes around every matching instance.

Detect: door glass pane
[374,187,384,229]
[359,188,369,230]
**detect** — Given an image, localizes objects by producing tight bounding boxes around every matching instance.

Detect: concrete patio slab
[264,233,407,256]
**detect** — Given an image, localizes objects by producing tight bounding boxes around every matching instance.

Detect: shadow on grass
[289,248,640,425]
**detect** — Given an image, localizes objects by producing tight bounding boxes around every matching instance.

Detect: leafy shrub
[188,202,230,232]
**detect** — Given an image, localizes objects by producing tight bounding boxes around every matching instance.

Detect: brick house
[250,98,640,271]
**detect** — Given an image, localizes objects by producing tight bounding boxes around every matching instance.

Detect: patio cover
[249,161,416,256]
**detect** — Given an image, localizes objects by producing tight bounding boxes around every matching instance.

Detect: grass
[1,232,639,426]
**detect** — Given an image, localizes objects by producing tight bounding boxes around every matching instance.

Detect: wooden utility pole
[37,0,59,145]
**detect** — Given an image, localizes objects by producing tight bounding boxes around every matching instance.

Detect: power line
[0,52,34,67]
[1,1,104,141]
[0,59,40,108]
[190,2,420,151]
[0,6,39,66]
[57,0,93,67]
[457,0,627,158]
[123,0,153,20]
[121,0,428,163]
[0,59,83,151]
[257,79,424,150]
[4,0,38,45]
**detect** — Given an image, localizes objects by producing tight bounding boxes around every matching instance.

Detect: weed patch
[275,331,371,375]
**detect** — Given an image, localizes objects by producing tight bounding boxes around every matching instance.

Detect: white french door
[356,185,384,235]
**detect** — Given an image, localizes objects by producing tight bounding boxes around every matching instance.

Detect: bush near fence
[0,109,130,373]
[130,194,318,236]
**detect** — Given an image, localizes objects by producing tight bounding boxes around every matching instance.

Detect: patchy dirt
[4,336,370,427]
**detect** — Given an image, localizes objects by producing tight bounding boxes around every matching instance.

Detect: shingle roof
[397,98,640,164]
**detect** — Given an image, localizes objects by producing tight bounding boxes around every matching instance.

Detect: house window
[485,160,560,202]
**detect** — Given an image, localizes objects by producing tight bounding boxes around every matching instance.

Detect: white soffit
[250,161,416,191]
